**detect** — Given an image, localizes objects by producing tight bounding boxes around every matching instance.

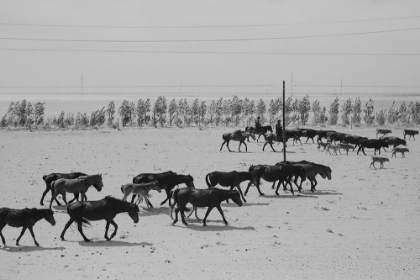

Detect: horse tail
[205,174,212,188]
[121,185,124,194]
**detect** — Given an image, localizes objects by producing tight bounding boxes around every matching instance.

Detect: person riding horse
[275,120,283,138]
[255,117,262,132]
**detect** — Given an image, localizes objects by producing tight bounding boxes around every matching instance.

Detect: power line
[1,15,419,29]
[1,48,419,56]
[0,84,277,89]
[0,27,419,43]
[295,84,420,88]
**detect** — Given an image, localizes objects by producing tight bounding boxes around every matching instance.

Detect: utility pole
[81,76,84,94]
[282,80,286,162]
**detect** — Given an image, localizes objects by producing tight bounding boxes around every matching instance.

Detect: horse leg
[104,221,111,240]
[68,193,79,204]
[242,141,248,152]
[130,194,137,204]
[312,178,318,191]
[51,187,63,206]
[109,220,118,240]
[60,217,75,240]
[216,205,228,225]
[226,140,232,152]
[49,192,60,209]
[236,185,247,203]
[255,181,265,196]
[40,186,51,206]
[172,207,179,225]
[238,141,242,152]
[202,207,214,226]
[263,142,267,151]
[77,220,91,242]
[220,141,227,151]
[180,209,188,226]
[0,223,6,246]
[16,227,27,246]
[145,197,154,210]
[61,192,68,205]
[244,182,252,196]
[160,188,171,206]
[270,143,276,152]
[28,227,40,246]
[257,134,261,142]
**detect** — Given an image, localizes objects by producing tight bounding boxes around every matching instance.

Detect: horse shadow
[138,207,171,217]
[1,246,66,253]
[261,194,318,199]
[306,190,342,196]
[78,240,153,247]
[173,223,255,232]
[222,202,270,207]
[52,205,69,214]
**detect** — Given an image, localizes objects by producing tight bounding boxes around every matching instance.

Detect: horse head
[128,204,140,224]
[186,175,195,189]
[249,132,256,140]
[231,191,243,207]
[44,209,56,226]
[151,181,162,193]
[93,174,104,191]
[250,172,258,186]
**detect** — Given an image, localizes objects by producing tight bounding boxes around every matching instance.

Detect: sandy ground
[0,125,419,280]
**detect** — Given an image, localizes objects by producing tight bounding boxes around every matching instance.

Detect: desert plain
[0,111,420,280]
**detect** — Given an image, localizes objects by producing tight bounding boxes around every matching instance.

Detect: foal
[0,208,55,247]
[121,181,161,210]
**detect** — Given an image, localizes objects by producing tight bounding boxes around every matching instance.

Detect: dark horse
[172,188,243,226]
[132,171,195,206]
[40,172,87,206]
[220,130,255,152]
[205,171,258,203]
[0,208,55,247]
[60,196,139,242]
[245,126,273,142]
[49,174,104,210]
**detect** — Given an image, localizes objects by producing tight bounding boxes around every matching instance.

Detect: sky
[0,0,420,96]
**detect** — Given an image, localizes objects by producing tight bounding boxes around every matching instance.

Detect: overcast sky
[1,0,419,95]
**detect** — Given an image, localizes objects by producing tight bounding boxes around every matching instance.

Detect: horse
[220,130,255,152]
[172,188,243,226]
[245,164,304,196]
[0,208,55,247]
[121,181,161,210]
[205,171,258,202]
[132,171,195,206]
[245,126,273,142]
[49,174,104,210]
[40,172,87,206]
[169,187,199,221]
[60,196,139,242]
[277,160,332,192]
[403,129,418,140]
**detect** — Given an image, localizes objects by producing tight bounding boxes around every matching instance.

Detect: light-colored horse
[49,174,103,209]
[121,181,161,210]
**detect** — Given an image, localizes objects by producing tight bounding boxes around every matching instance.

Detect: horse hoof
[85,239,92,243]
[202,223,207,227]
[35,243,40,247]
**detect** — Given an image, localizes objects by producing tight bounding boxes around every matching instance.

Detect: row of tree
[1,96,419,129]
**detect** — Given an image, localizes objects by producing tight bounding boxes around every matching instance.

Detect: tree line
[1,95,419,129]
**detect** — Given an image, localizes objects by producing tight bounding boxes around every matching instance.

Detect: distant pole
[282,80,286,162]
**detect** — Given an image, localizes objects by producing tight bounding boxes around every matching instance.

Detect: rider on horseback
[275,119,283,137]
[255,116,262,132]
